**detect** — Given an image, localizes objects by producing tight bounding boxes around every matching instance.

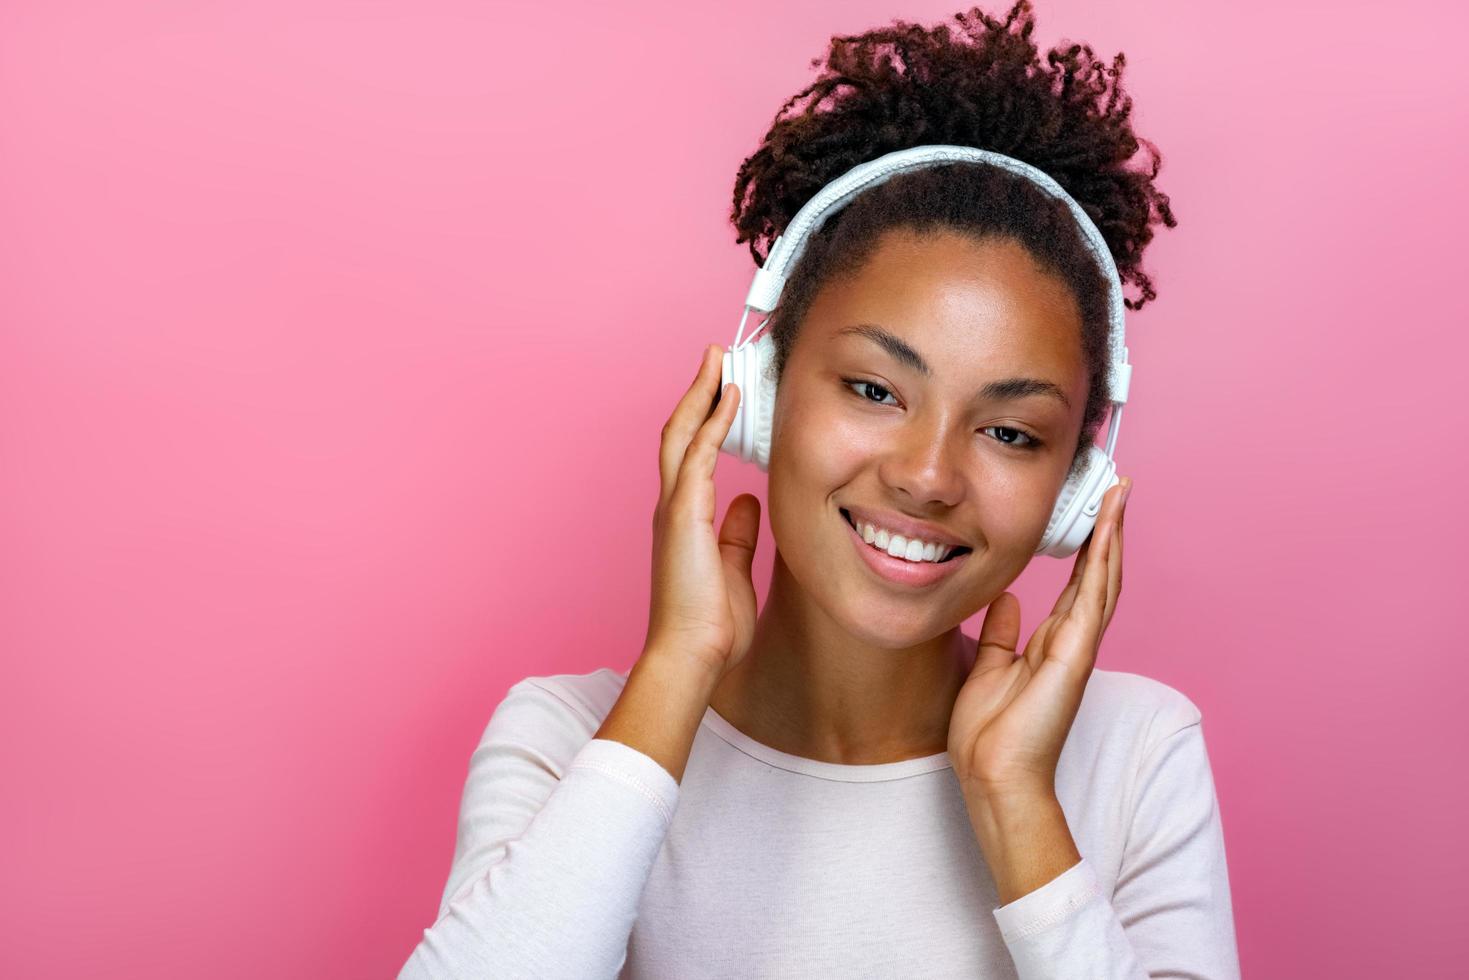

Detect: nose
[877,410,966,508]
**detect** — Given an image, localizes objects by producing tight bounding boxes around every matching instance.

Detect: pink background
[3,1,1465,976]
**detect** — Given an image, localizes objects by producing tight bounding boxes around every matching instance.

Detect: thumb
[972,592,1021,674]
[717,493,761,581]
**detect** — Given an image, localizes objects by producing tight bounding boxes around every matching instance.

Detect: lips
[840,508,973,563]
[838,507,973,589]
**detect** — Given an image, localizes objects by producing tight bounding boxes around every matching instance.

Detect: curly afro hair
[729,0,1176,480]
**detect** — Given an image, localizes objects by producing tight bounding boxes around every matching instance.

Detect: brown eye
[842,378,898,406]
[983,425,1043,451]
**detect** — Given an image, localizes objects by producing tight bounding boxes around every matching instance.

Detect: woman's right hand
[645,344,762,682]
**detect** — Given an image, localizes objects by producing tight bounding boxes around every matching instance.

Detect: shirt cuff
[570,737,681,826]
[992,855,1103,942]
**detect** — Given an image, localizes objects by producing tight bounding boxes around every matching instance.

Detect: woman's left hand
[948,476,1132,797]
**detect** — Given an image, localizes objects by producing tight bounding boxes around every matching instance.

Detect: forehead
[808,228,1084,377]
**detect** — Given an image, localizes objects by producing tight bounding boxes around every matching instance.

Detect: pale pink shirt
[398,665,1240,978]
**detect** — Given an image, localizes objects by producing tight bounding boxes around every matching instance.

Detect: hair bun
[730,0,1175,313]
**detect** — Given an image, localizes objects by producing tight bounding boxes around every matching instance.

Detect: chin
[824,541,969,649]
[834,608,950,651]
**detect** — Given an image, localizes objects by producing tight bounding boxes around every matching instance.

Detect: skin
[707,227,1133,904]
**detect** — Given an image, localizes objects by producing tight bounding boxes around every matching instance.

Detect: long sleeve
[991,718,1241,979]
[397,679,680,980]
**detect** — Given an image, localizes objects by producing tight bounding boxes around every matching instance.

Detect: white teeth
[846,512,957,564]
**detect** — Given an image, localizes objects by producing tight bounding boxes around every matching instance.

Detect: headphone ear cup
[718,333,779,470]
[750,333,777,471]
[1035,443,1119,558]
[718,346,746,462]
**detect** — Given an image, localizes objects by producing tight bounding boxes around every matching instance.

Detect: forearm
[965,787,1081,907]
[595,647,722,784]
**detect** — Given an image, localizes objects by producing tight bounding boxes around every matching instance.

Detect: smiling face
[765,226,1089,647]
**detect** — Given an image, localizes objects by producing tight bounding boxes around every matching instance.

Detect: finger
[1047,472,1130,619]
[659,346,725,509]
[1048,530,1092,620]
[973,592,1021,673]
[670,380,741,525]
[1100,519,1121,631]
[1075,482,1125,623]
[658,345,722,505]
[1100,478,1130,630]
[1023,613,1060,674]
[718,492,761,582]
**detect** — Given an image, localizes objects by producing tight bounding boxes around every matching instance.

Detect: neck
[708,547,975,765]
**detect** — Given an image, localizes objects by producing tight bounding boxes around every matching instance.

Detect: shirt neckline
[699,703,954,783]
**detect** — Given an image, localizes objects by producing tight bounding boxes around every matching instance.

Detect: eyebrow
[835,323,1072,410]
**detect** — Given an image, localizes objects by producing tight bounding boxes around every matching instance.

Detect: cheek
[766,396,859,552]
[979,473,1060,542]
[777,384,884,460]
[772,387,849,471]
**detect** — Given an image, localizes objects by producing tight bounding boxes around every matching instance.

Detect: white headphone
[718,144,1133,558]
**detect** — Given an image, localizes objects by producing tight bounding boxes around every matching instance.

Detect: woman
[400,3,1239,977]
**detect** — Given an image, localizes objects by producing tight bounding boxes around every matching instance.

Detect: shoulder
[510,665,630,731]
[1083,667,1202,726]
[1056,669,1215,829]
[472,666,632,770]
[1072,667,1205,756]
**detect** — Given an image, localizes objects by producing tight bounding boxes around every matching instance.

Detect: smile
[840,508,972,588]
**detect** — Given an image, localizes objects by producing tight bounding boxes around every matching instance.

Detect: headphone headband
[733,145,1131,420]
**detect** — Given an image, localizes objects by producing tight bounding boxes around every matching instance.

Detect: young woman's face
[766,227,1089,648]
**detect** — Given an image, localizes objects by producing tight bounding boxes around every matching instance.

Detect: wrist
[964,785,1060,845]
[963,789,1081,907]
[595,647,723,785]
[639,640,728,693]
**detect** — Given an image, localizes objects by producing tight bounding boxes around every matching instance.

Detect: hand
[947,476,1133,796]
[644,344,763,682]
